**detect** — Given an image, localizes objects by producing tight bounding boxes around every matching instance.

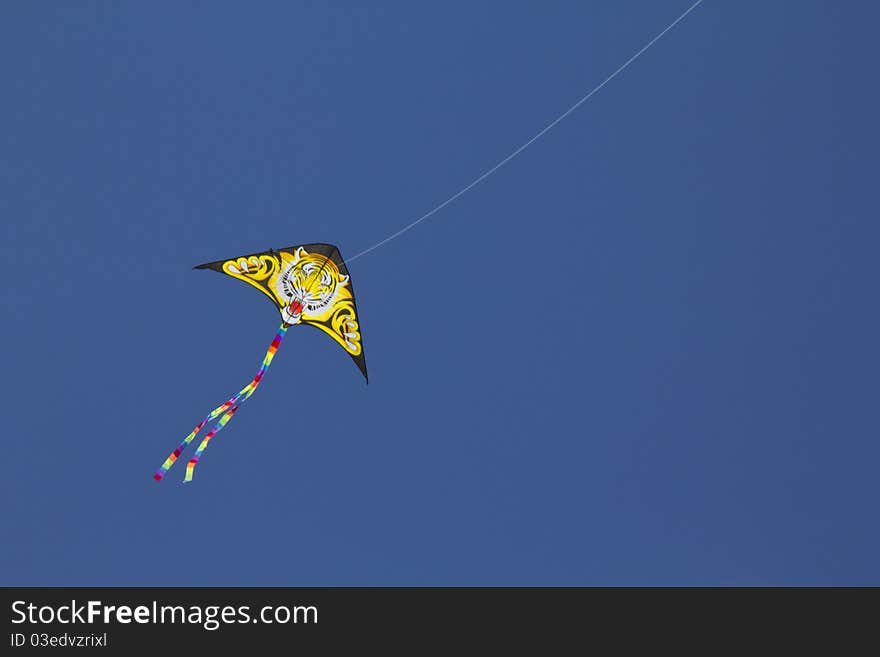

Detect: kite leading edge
[154,243,366,483]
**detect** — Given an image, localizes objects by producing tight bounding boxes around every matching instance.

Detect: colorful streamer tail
[154,324,288,482]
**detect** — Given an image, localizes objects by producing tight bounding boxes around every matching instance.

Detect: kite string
[342,0,705,266]
[153,324,289,482]
[182,323,288,483]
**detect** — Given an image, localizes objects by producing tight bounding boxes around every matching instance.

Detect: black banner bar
[1,587,872,651]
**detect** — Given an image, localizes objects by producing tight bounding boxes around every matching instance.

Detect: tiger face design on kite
[275,248,347,325]
[195,243,366,381]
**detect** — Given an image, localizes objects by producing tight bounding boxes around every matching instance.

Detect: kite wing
[194,243,367,382]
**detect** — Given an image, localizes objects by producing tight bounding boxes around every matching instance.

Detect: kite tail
[153,324,289,482]
[184,405,240,482]
[153,397,241,480]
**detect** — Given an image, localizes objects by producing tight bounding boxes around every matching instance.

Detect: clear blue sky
[1,2,875,586]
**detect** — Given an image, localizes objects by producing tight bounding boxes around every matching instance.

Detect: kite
[154,243,366,482]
